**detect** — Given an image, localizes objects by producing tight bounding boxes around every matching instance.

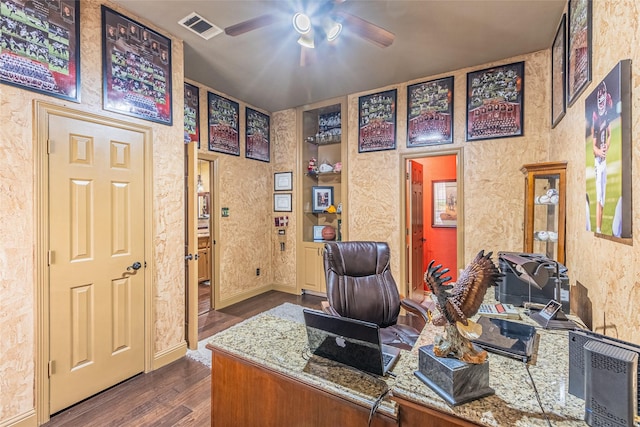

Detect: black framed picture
[407,76,454,147]
[184,82,200,147]
[466,61,524,141]
[551,14,566,128]
[101,6,173,125]
[207,91,239,156]
[0,0,81,101]
[245,107,270,162]
[358,89,397,153]
[567,0,592,107]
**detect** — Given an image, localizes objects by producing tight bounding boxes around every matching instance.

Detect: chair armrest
[321,301,339,316]
[400,298,432,324]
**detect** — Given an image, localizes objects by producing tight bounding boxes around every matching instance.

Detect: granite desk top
[207,305,596,426]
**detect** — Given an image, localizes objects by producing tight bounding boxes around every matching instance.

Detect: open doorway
[401,148,463,303]
[196,158,214,314]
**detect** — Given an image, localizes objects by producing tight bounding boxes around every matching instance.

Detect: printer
[495,252,570,312]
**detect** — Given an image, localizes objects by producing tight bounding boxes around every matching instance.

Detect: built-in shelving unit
[296,97,348,294]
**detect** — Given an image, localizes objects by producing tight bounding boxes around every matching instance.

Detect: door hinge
[48,360,54,377]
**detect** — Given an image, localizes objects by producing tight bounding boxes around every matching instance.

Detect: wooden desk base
[209,345,482,427]
[209,346,397,427]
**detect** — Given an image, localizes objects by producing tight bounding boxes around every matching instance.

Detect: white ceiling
[110,0,566,112]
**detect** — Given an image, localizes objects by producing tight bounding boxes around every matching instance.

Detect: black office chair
[322,241,430,350]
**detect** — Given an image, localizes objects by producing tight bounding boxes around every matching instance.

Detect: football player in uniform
[591,81,612,234]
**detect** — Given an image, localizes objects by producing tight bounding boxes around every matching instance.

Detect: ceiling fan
[223,1,395,65]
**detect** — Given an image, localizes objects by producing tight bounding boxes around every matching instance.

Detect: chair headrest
[324,241,390,276]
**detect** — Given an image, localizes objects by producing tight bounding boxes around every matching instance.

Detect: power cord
[367,386,390,427]
[524,362,552,427]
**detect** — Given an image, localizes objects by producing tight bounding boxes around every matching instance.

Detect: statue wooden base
[414,344,494,406]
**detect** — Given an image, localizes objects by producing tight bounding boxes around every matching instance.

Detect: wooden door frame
[34,101,155,424]
[399,148,464,300]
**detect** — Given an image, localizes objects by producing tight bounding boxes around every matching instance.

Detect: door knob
[185,254,193,261]
[127,261,142,271]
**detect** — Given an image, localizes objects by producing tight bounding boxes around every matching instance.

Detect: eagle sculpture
[424,250,502,364]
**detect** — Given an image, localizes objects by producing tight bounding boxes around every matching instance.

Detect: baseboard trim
[215,285,273,309]
[271,284,298,294]
[0,409,36,427]
[152,341,187,370]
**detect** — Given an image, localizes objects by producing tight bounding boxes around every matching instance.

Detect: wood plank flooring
[43,290,324,427]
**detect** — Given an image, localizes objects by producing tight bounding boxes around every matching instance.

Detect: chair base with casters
[322,241,432,350]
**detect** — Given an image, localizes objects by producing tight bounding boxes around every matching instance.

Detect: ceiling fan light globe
[326,22,342,41]
[292,12,311,34]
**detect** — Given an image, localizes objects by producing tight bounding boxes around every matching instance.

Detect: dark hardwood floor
[43,290,324,427]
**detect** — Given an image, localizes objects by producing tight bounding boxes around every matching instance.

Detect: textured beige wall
[188,80,284,303]
[548,0,640,341]
[0,0,185,422]
[345,50,551,284]
[271,109,298,291]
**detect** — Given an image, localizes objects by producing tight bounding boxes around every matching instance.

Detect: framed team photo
[0,0,81,101]
[551,14,566,128]
[184,82,200,147]
[407,76,454,147]
[245,107,270,162]
[466,61,524,141]
[207,91,239,156]
[584,60,631,241]
[102,6,173,125]
[567,0,592,107]
[358,89,397,153]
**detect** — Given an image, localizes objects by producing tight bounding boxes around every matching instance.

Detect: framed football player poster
[245,107,270,162]
[584,60,631,241]
[207,91,239,156]
[466,61,524,141]
[567,0,592,107]
[0,0,80,101]
[102,6,173,125]
[358,89,397,153]
[407,76,454,147]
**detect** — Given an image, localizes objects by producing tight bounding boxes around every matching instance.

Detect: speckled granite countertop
[207,305,593,426]
[391,312,588,426]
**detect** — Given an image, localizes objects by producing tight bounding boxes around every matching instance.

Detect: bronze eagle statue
[424,250,502,364]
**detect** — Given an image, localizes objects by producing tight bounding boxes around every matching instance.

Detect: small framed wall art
[312,186,333,213]
[274,172,293,191]
[274,193,292,212]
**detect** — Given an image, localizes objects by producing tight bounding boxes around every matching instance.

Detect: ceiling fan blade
[224,14,277,36]
[336,11,395,48]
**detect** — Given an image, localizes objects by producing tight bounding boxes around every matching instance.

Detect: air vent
[178,12,222,40]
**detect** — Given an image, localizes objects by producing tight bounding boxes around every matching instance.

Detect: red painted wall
[417,155,457,283]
